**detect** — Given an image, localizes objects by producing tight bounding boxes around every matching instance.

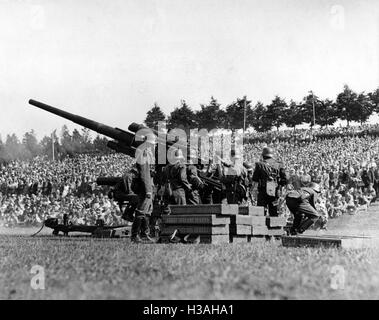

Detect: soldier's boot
[290,213,303,235]
[298,217,317,234]
[131,216,143,243]
[140,216,155,243]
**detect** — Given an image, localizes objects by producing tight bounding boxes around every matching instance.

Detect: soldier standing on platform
[165,149,192,205]
[130,134,156,244]
[219,152,247,204]
[186,149,205,204]
[251,147,287,216]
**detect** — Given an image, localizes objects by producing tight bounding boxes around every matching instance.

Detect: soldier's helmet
[262,147,274,158]
[309,182,321,193]
[174,148,185,160]
[243,162,254,172]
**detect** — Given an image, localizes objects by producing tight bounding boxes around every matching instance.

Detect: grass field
[1,206,379,300]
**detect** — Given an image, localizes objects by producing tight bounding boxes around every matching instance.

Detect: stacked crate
[160,204,287,243]
[266,216,287,236]
[229,215,253,243]
[160,204,238,243]
[238,205,287,238]
[239,205,267,238]
[239,207,287,237]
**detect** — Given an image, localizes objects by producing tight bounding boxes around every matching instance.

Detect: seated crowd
[0,154,132,227]
[0,128,378,228]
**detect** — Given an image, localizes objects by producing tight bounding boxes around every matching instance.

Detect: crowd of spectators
[244,134,379,227]
[0,125,378,229]
[0,154,133,227]
[245,123,379,143]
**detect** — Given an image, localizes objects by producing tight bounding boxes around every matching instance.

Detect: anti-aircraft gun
[28,99,222,190]
[28,99,222,236]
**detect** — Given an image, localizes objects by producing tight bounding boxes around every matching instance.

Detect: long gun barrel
[29,99,223,191]
[29,99,137,147]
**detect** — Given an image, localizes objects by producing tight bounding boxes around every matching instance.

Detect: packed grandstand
[0,125,378,228]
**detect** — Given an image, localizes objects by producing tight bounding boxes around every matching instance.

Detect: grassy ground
[1,205,379,300]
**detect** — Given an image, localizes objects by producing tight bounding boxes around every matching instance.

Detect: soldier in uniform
[251,147,287,216]
[165,149,192,205]
[243,162,255,205]
[186,149,205,204]
[130,134,156,243]
[220,152,247,204]
[285,182,322,235]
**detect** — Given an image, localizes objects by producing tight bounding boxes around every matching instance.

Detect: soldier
[165,149,192,205]
[243,162,255,205]
[186,149,205,204]
[285,182,322,235]
[220,152,247,204]
[130,134,156,243]
[251,146,287,216]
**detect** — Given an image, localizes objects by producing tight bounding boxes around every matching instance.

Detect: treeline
[1,85,379,163]
[0,125,110,163]
[144,85,379,131]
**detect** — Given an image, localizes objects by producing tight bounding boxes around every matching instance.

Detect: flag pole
[52,131,55,161]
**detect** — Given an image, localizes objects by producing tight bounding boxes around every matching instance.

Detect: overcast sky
[0,0,378,141]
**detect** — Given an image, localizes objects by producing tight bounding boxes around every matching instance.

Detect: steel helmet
[243,162,254,172]
[262,147,274,158]
[309,182,321,193]
[174,148,185,160]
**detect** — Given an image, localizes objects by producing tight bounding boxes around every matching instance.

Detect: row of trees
[0,126,109,163]
[144,85,379,131]
[1,85,378,163]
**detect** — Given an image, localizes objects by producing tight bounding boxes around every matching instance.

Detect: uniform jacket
[167,162,192,191]
[286,187,317,209]
[187,164,204,190]
[252,158,287,192]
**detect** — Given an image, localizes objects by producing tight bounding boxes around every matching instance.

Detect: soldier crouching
[286,182,322,235]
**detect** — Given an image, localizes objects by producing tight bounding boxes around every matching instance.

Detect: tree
[22,130,41,157]
[81,128,92,151]
[356,92,374,124]
[167,100,197,132]
[315,99,338,127]
[335,85,373,126]
[144,103,166,130]
[60,125,74,155]
[0,135,4,163]
[299,91,323,127]
[93,135,110,153]
[369,88,379,113]
[225,96,253,130]
[266,95,287,130]
[196,97,226,130]
[72,129,84,153]
[4,133,28,161]
[284,100,303,129]
[251,102,272,132]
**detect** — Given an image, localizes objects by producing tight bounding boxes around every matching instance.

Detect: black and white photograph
[1,0,379,306]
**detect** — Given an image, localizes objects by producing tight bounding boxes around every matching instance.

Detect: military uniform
[252,148,287,216]
[221,162,247,204]
[165,161,192,205]
[130,148,155,243]
[186,164,204,204]
[286,184,321,234]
